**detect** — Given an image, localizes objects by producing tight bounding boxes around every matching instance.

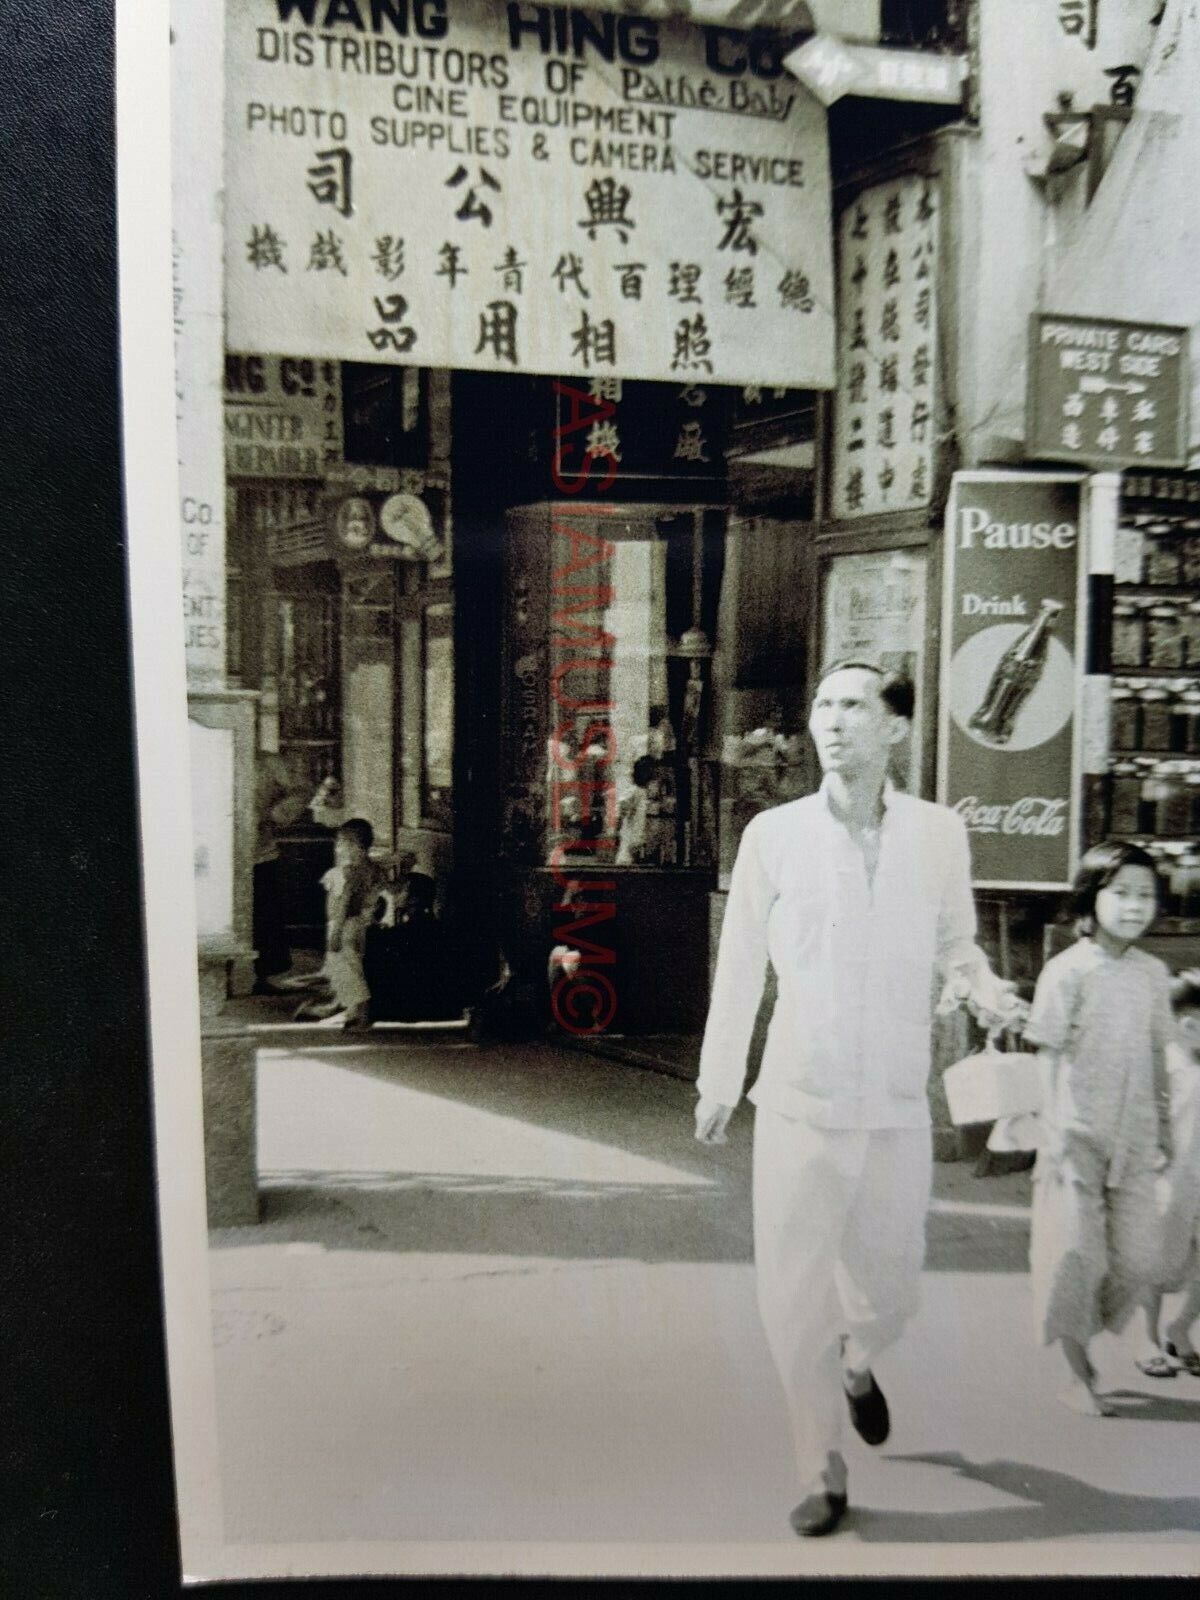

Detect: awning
[994,0,1200,463]
[545,0,879,39]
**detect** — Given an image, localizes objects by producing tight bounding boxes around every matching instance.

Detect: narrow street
[209,1037,1200,1557]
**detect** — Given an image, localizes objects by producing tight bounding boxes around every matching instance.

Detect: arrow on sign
[784,35,864,105]
[1078,377,1148,395]
[785,37,966,107]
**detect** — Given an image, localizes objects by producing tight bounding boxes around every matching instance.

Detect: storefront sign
[938,472,1087,890]
[822,547,926,790]
[225,0,834,388]
[1027,314,1190,470]
[830,173,939,520]
[327,488,447,563]
[224,352,343,478]
[552,0,879,36]
[550,375,730,481]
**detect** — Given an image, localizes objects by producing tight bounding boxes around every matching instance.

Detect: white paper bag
[943,1046,1043,1127]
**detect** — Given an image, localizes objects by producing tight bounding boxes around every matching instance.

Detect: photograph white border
[115,0,1199,1581]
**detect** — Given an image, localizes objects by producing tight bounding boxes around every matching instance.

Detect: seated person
[364,857,463,1022]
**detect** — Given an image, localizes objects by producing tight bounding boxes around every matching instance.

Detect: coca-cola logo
[954,796,1068,837]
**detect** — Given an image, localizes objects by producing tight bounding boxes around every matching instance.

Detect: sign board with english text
[225,0,835,387]
[938,471,1087,891]
[224,351,343,478]
[1027,313,1190,470]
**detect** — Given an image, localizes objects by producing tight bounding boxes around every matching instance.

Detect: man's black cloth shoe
[790,1492,848,1538]
[844,1370,890,1446]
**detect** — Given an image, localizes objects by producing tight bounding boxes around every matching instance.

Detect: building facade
[180,0,1200,1070]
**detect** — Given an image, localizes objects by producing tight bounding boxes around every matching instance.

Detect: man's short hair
[816,658,916,722]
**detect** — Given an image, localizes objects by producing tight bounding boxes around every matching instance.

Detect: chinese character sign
[830,174,938,520]
[224,353,343,478]
[1051,0,1164,109]
[938,472,1086,890]
[1027,314,1189,470]
[225,0,834,388]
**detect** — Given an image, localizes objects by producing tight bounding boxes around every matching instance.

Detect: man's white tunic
[699,781,980,1124]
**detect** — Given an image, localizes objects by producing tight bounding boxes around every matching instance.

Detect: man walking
[695,661,1015,1537]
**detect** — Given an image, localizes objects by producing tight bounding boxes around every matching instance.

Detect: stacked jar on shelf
[1107,509,1200,924]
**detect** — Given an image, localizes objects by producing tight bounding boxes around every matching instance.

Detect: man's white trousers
[752,1110,932,1491]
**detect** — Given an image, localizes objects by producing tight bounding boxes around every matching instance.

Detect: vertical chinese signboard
[224,0,834,388]
[830,172,939,520]
[1027,314,1190,471]
[938,472,1087,890]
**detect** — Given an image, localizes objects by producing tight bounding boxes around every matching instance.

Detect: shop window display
[503,505,724,871]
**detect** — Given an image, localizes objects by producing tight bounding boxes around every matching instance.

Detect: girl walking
[1025,841,1175,1416]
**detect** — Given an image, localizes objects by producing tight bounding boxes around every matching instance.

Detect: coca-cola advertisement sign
[938,472,1086,889]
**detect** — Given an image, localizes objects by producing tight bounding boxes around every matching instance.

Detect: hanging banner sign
[224,352,343,478]
[1027,313,1190,471]
[938,472,1087,891]
[225,0,835,388]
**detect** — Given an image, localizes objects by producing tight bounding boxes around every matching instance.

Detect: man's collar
[819,771,902,832]
[819,773,897,821]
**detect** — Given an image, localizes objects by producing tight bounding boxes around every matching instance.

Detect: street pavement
[208,1035,1200,1566]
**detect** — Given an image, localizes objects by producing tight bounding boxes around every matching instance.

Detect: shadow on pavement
[228,1041,1032,1267]
[269,1040,731,1181]
[1099,1388,1200,1423]
[246,1169,754,1262]
[852,1451,1200,1542]
[925,1212,1029,1274]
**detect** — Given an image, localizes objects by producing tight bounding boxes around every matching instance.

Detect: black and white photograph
[116,0,1200,1579]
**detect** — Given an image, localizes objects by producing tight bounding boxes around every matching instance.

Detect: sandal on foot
[1165,1342,1200,1377]
[1135,1353,1177,1379]
[790,1492,848,1538]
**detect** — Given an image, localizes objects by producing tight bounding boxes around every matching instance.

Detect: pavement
[207,1033,1200,1569]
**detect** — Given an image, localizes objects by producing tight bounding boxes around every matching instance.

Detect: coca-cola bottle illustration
[968,598,1064,745]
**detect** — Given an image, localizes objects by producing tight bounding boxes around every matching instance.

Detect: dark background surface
[0,2,1192,1598]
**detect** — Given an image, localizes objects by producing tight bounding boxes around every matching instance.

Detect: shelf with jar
[1107,756,1200,836]
[1110,595,1200,673]
[1115,515,1200,586]
[1109,679,1200,755]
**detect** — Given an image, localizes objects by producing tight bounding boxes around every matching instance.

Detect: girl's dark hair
[1170,972,1200,1014]
[337,816,374,852]
[1068,839,1162,927]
